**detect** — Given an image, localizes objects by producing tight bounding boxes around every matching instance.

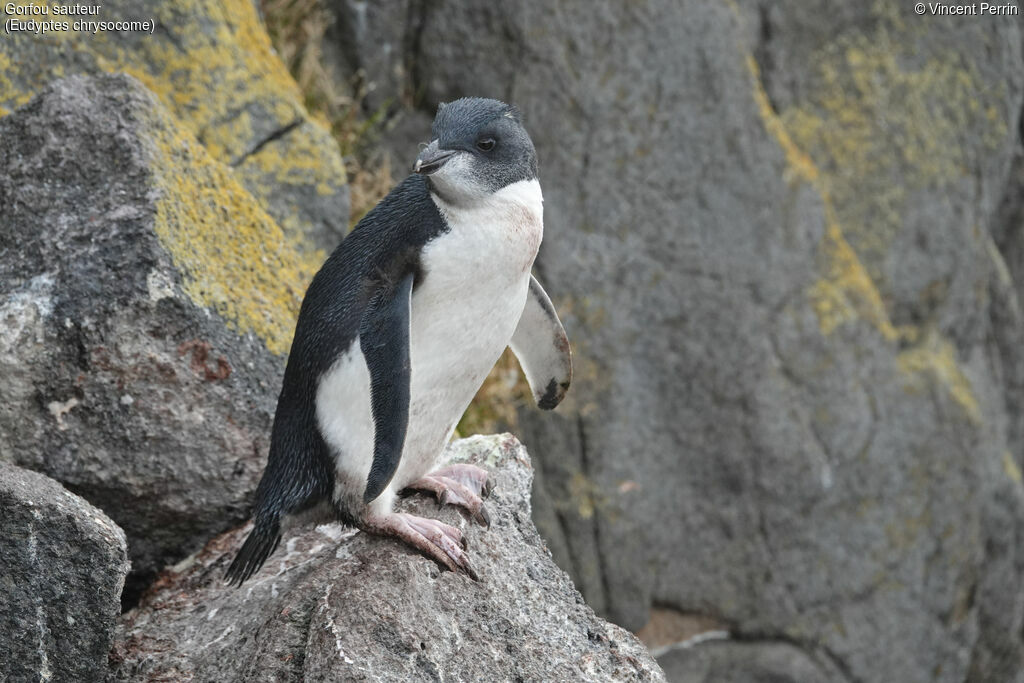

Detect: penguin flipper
[361,271,415,503]
[510,275,572,410]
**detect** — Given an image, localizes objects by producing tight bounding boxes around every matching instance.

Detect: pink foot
[362,512,478,580]
[405,464,494,527]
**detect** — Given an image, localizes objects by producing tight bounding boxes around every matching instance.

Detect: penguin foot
[364,512,478,580]
[404,465,494,528]
[430,464,496,498]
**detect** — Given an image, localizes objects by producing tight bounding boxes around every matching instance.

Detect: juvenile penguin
[225,98,571,584]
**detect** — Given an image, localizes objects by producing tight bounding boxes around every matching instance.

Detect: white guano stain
[649,629,731,658]
[207,624,235,648]
[319,585,356,665]
[1,273,54,359]
[28,510,53,681]
[47,397,80,431]
[146,270,177,302]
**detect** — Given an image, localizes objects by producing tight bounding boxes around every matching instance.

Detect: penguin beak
[414,140,456,175]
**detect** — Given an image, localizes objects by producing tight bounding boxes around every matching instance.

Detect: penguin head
[414,97,538,205]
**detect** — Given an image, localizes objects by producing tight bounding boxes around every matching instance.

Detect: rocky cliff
[110,436,662,682]
[320,1,1024,680]
[0,0,348,255]
[4,2,1024,682]
[1,463,128,682]
[0,72,296,605]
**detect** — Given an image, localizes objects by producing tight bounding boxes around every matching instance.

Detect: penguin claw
[367,512,480,581]
[418,464,493,498]
[462,559,480,582]
[406,467,494,529]
[473,505,491,529]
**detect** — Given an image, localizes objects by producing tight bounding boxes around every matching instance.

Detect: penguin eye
[476,138,496,152]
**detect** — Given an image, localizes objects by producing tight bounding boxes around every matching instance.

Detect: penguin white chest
[316,178,544,511]
[397,179,545,479]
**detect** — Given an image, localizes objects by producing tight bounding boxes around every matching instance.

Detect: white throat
[430,177,544,230]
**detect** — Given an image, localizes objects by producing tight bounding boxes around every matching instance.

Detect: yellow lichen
[1003,451,1023,485]
[0,52,13,109]
[566,471,611,521]
[233,120,347,221]
[748,55,898,343]
[747,57,819,186]
[91,0,304,160]
[0,1,353,354]
[141,97,317,356]
[808,225,899,341]
[897,333,980,424]
[777,23,1008,286]
[746,19,991,425]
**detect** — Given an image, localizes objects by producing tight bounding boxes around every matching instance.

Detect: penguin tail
[224,516,281,587]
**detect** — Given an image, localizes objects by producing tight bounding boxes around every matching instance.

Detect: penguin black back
[225,174,448,585]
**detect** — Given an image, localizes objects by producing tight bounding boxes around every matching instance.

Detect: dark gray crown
[427,97,538,192]
[431,98,520,141]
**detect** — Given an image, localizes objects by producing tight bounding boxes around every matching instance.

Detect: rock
[109,436,664,682]
[325,2,1024,680]
[0,74,316,603]
[657,639,836,683]
[322,0,413,118]
[0,463,129,683]
[0,0,348,254]
[320,0,434,166]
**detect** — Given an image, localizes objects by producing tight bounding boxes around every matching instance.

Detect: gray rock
[0,463,129,683]
[657,639,835,683]
[0,74,315,603]
[325,1,1024,680]
[109,435,664,682]
[319,0,443,172]
[322,0,414,117]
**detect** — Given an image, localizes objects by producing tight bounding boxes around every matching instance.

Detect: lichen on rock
[0,73,302,603]
[0,0,349,255]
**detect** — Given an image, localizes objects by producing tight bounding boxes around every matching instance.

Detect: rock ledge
[111,435,665,682]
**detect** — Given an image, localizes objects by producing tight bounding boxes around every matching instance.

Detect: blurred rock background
[1,1,1023,681]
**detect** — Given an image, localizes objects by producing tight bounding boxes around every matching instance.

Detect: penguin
[225,98,571,584]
